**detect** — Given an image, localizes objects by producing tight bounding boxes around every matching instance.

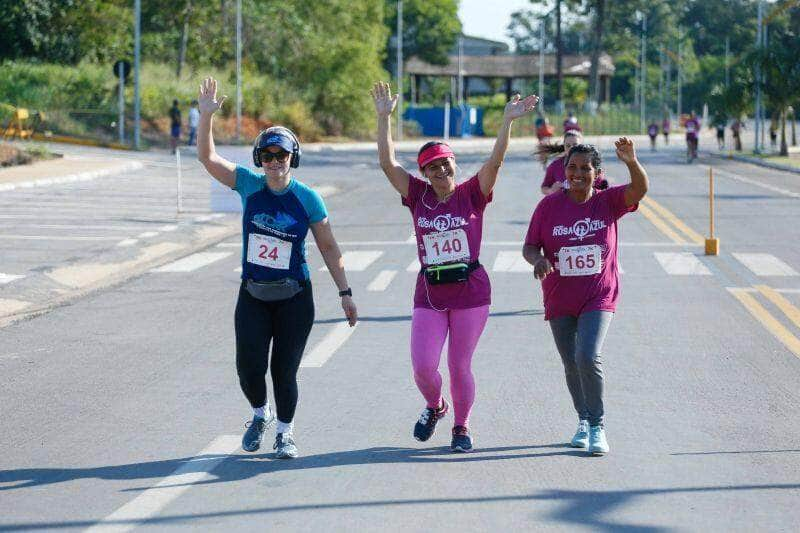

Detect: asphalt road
[1,138,799,532]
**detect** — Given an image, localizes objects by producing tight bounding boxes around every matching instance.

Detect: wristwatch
[338,288,352,297]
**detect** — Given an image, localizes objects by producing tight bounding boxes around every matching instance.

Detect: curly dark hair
[564,143,602,171]
[534,130,582,163]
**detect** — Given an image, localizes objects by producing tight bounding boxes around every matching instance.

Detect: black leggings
[234,281,314,423]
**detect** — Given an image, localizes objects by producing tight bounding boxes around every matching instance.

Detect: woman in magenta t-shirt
[523,138,649,456]
[371,81,539,452]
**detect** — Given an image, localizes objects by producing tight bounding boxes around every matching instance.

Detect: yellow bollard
[705,167,720,255]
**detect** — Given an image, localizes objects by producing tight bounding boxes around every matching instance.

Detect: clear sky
[457,0,535,50]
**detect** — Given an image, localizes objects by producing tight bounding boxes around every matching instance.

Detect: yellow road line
[755,285,800,329]
[637,203,686,244]
[641,197,705,245]
[728,288,800,359]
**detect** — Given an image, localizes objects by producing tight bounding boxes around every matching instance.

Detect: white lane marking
[713,167,800,199]
[0,235,119,241]
[732,253,799,277]
[302,240,699,247]
[209,213,225,219]
[137,231,159,238]
[159,225,179,232]
[405,234,416,243]
[492,251,532,272]
[0,298,30,315]
[319,251,383,272]
[406,259,420,272]
[367,270,398,291]
[194,215,214,222]
[233,266,242,273]
[216,241,241,248]
[777,288,800,294]
[9,224,159,231]
[654,252,712,275]
[0,273,25,285]
[151,252,232,273]
[85,435,240,533]
[117,239,138,247]
[0,161,144,193]
[301,322,358,368]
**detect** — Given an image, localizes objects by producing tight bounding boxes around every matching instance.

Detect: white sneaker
[570,420,589,448]
[588,425,609,456]
[274,433,299,459]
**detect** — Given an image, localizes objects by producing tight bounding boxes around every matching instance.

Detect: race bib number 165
[558,245,602,276]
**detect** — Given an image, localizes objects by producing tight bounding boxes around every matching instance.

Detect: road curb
[709,152,800,175]
[0,221,239,329]
[0,161,145,192]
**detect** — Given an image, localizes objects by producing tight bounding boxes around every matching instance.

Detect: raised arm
[477,94,539,197]
[371,82,410,198]
[197,77,237,188]
[615,137,649,207]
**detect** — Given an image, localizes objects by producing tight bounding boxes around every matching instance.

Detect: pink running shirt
[402,174,492,310]
[541,157,567,190]
[524,185,637,320]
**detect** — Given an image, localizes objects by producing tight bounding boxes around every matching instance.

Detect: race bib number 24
[247,233,292,270]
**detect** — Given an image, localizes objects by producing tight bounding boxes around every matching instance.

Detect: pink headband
[417,143,455,169]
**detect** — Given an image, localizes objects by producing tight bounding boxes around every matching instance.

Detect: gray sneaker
[241,408,275,452]
[588,425,609,456]
[274,433,299,459]
[570,420,589,448]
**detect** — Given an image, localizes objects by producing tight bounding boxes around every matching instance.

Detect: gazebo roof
[405,53,615,78]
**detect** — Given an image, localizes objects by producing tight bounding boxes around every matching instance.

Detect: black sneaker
[274,433,299,459]
[413,398,449,442]
[450,425,473,453]
[241,409,275,452]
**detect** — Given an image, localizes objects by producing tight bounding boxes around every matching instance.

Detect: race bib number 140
[247,233,292,270]
[558,245,602,276]
[423,229,470,265]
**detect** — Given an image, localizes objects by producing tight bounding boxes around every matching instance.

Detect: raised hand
[371,81,398,117]
[198,77,227,115]
[615,137,637,164]
[503,94,539,121]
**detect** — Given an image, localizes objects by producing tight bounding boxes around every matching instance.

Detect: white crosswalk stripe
[301,322,358,368]
[151,252,233,273]
[406,258,420,272]
[367,270,398,291]
[732,253,799,277]
[654,252,712,275]
[492,250,532,272]
[0,273,25,285]
[319,250,383,272]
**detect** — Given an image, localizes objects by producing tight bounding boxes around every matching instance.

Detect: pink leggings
[410,305,490,427]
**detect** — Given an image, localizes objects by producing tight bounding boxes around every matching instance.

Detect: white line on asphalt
[301,322,358,368]
[137,231,159,238]
[654,252,713,275]
[216,241,241,248]
[302,240,698,247]
[713,167,800,199]
[367,270,398,291]
[158,225,179,232]
[406,234,416,243]
[85,435,240,533]
[0,273,25,285]
[0,235,120,241]
[151,252,233,273]
[406,259,420,272]
[777,288,800,294]
[233,266,242,273]
[117,239,138,247]
[732,253,799,277]
[6,224,162,231]
[492,250,532,272]
[319,250,383,272]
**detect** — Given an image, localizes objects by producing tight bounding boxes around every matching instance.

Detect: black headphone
[252,126,301,168]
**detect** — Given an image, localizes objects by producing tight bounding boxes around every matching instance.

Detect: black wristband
[338,288,352,297]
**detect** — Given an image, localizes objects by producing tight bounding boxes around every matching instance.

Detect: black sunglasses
[259,150,290,163]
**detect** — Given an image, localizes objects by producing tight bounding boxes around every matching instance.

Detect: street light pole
[235,0,242,141]
[754,0,762,154]
[538,20,545,109]
[133,0,141,150]
[396,0,403,142]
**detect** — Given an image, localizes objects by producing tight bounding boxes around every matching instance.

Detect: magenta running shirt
[541,157,567,189]
[402,174,492,310]
[524,185,637,320]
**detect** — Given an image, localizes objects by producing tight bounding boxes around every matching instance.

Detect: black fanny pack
[423,261,481,285]
[245,278,304,302]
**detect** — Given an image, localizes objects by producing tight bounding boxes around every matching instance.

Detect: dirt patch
[0,142,60,167]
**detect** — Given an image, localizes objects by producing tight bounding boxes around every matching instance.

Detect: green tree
[384,0,461,70]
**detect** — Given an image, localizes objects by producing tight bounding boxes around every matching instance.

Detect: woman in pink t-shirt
[523,138,649,456]
[371,81,538,452]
